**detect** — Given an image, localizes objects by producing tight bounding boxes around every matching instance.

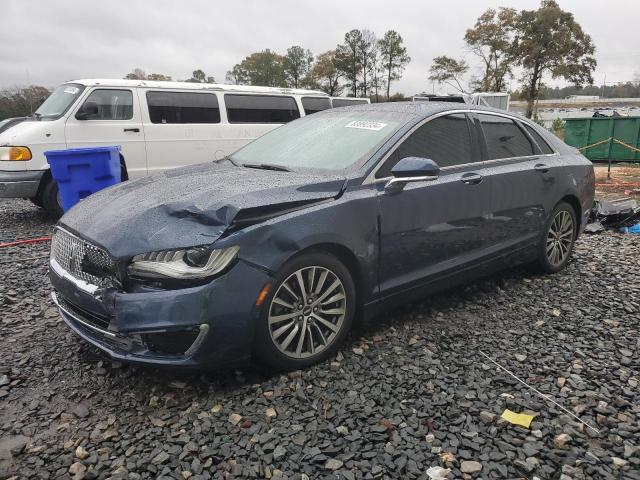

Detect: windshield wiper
[242,163,291,172]
[32,113,42,120]
[213,155,239,166]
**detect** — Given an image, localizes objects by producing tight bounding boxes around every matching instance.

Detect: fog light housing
[142,328,202,355]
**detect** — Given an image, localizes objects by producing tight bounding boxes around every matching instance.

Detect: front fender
[215,186,380,303]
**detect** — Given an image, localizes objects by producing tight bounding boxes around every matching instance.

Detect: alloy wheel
[546,210,574,267]
[268,266,347,359]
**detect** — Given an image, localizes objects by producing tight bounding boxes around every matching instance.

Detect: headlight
[0,146,32,161]
[128,246,239,280]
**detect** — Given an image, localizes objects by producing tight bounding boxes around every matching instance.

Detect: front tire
[536,202,577,273]
[254,252,356,370]
[41,178,63,219]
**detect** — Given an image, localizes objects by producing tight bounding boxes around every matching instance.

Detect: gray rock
[460,461,482,474]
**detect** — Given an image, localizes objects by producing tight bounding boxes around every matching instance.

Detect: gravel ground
[0,198,639,480]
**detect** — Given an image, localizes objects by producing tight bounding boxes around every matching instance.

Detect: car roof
[65,79,328,97]
[333,101,525,121]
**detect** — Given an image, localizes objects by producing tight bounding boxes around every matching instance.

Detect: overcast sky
[1,0,638,95]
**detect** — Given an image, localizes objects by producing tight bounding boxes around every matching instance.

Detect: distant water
[510,105,640,128]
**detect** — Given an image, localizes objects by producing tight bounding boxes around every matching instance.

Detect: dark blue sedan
[49,103,595,370]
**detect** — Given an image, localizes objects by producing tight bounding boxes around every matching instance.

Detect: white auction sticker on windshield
[345,120,387,131]
[64,86,80,94]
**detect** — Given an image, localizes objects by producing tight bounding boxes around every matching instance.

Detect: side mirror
[385,157,440,191]
[76,101,99,120]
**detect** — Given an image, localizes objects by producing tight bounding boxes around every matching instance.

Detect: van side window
[301,97,331,115]
[332,98,369,107]
[376,114,472,178]
[146,91,220,124]
[225,94,300,124]
[478,114,535,159]
[524,124,555,154]
[80,89,133,120]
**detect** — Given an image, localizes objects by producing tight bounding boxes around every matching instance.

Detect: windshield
[230,111,404,173]
[35,83,85,119]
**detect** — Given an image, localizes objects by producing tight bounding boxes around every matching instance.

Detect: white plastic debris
[426,466,451,479]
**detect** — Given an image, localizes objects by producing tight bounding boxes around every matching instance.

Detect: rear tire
[536,202,577,273]
[254,252,356,370]
[41,178,63,219]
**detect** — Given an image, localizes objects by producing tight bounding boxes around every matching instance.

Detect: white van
[0,79,333,216]
[330,97,370,108]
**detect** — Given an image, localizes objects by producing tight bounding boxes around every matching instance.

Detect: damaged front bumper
[49,259,272,369]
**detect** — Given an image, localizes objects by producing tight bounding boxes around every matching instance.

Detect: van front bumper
[0,169,44,198]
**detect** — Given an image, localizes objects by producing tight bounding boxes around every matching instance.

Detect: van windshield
[230,111,404,173]
[34,84,85,119]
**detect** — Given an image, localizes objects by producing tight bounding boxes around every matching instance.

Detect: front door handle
[534,163,550,173]
[461,172,483,185]
[124,128,140,133]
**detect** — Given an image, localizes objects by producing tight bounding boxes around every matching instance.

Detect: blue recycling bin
[44,146,121,212]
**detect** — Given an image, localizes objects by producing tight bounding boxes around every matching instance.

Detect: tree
[358,30,378,98]
[428,56,469,92]
[124,68,147,80]
[186,69,215,83]
[303,50,343,96]
[378,30,411,99]
[335,29,364,97]
[226,50,286,87]
[0,85,50,119]
[147,73,172,81]
[226,64,248,85]
[464,7,517,92]
[283,46,314,88]
[510,0,596,118]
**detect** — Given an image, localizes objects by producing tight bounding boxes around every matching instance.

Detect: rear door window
[301,96,331,115]
[225,94,300,124]
[332,98,369,108]
[523,124,555,154]
[146,91,220,124]
[377,113,473,177]
[478,114,535,159]
[79,89,133,120]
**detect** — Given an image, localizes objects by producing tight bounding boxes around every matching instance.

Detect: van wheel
[254,252,356,370]
[29,195,43,208]
[536,202,577,273]
[42,178,63,218]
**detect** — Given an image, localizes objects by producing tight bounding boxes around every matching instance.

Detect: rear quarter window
[225,94,300,124]
[524,124,555,154]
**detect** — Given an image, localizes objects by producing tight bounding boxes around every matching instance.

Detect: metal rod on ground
[0,237,51,248]
[479,351,600,434]
[0,254,50,265]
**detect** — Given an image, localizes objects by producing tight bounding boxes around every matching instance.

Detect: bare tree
[428,56,469,92]
[303,50,343,96]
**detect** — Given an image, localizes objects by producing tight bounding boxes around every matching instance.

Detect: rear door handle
[534,163,550,173]
[461,172,483,185]
[124,128,140,133]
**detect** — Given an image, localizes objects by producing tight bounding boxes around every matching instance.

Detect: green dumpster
[564,116,640,162]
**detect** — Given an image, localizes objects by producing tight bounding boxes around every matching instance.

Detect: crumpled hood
[60,162,346,259]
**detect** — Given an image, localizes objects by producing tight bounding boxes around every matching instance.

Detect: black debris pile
[2,198,640,480]
[585,198,640,233]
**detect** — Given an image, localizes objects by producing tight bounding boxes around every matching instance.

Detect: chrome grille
[51,228,114,285]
